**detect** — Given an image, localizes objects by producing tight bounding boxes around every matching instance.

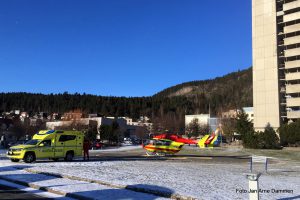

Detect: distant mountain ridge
[0,67,253,120]
[154,67,253,112]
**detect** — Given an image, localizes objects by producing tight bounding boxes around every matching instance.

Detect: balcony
[283,1,300,12]
[287,110,300,118]
[277,11,284,16]
[285,60,300,69]
[284,23,300,34]
[287,97,300,106]
[284,35,300,45]
[284,12,300,23]
[284,47,300,57]
[286,84,300,93]
[286,72,300,80]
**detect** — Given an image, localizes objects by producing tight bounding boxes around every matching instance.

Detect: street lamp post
[245,173,262,200]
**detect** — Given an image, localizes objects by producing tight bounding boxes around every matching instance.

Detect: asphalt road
[88,147,251,164]
[0,184,52,200]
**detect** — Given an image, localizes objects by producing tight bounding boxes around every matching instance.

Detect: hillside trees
[0,68,253,133]
[0,68,252,119]
[154,67,252,111]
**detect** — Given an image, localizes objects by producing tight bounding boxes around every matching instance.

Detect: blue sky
[0,0,252,97]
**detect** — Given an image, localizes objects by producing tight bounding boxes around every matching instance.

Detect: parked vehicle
[7,130,84,163]
[90,141,103,150]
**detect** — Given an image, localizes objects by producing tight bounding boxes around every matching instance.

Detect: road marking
[172,157,188,160]
[173,157,212,160]
[141,155,213,160]
[194,157,213,160]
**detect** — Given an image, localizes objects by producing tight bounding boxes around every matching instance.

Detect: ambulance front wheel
[24,152,36,163]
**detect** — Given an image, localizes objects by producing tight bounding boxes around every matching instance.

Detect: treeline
[154,67,253,112]
[0,92,195,119]
[0,67,253,132]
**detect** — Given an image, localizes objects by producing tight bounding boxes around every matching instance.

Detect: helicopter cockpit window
[149,140,154,145]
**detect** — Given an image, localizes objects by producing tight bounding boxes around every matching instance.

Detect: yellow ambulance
[7,130,84,163]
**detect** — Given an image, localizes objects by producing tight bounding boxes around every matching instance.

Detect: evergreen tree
[258,123,279,149]
[279,120,300,146]
[235,109,256,148]
[99,124,112,141]
[236,109,253,139]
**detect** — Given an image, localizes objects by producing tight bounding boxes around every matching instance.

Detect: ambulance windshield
[25,139,41,145]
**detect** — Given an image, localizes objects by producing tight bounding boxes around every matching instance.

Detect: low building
[131,122,152,132]
[29,118,44,127]
[221,107,254,122]
[185,114,223,132]
[221,109,238,119]
[61,109,83,121]
[185,114,210,126]
[120,117,133,125]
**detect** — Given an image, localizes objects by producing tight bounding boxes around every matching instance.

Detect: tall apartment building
[253,0,300,130]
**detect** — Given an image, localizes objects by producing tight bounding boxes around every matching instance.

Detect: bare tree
[221,118,236,142]
[186,118,200,138]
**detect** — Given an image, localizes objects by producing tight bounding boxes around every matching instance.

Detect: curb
[14,167,197,200]
[0,175,94,200]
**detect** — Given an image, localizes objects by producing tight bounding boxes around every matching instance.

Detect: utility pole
[208,103,211,132]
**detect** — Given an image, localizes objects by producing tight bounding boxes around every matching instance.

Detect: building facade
[221,107,254,122]
[185,114,222,132]
[185,114,210,126]
[253,0,300,130]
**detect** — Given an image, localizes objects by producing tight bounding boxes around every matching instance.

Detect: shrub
[279,120,300,147]
[257,124,280,149]
[243,130,259,148]
[241,124,280,149]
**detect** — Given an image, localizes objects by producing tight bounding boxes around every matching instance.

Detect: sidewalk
[0,179,74,200]
[0,165,169,200]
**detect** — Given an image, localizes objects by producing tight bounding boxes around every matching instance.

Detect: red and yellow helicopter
[142,134,197,156]
[142,128,223,156]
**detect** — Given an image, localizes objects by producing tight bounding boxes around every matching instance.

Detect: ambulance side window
[41,140,51,147]
[59,135,76,142]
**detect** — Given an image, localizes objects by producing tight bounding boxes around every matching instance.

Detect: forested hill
[154,67,253,111]
[0,67,252,123]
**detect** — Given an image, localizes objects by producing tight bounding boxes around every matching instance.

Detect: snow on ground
[0,148,299,200]
[29,161,299,200]
[0,162,168,200]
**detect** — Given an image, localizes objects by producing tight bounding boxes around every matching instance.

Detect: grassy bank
[180,146,300,162]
